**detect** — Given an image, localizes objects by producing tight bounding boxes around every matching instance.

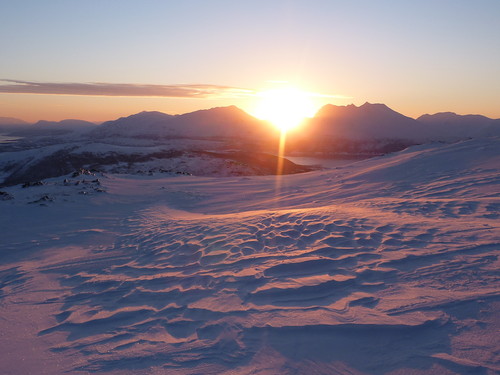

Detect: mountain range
[1,103,499,186]
[1,103,499,143]
[0,117,29,125]
[88,103,500,145]
[0,118,97,137]
[90,105,269,139]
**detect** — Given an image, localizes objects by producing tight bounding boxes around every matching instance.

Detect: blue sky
[1,0,499,121]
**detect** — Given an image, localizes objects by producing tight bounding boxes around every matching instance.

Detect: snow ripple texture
[36,205,499,374]
[1,138,499,374]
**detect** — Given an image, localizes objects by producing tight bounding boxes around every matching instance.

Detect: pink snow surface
[0,138,499,374]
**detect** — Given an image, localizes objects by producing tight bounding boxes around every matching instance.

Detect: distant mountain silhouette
[5,103,497,149]
[0,118,97,137]
[91,106,271,139]
[0,117,31,133]
[301,103,500,142]
[307,102,424,141]
[34,119,97,130]
[83,103,500,157]
[417,112,500,139]
[0,117,28,125]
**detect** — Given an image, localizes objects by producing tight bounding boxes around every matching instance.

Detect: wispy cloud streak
[0,79,255,98]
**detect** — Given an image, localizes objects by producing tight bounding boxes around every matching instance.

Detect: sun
[253,87,317,132]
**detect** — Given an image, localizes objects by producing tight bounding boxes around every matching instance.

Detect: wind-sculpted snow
[0,138,499,374]
[31,205,499,374]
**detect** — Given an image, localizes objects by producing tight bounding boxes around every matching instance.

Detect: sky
[1,0,500,122]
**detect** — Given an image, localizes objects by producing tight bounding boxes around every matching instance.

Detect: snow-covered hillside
[1,137,498,374]
[0,140,311,187]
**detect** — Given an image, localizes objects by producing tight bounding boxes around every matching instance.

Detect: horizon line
[2,102,499,125]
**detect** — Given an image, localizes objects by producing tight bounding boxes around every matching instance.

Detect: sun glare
[253,88,317,132]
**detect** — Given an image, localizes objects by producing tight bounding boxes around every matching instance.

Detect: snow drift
[0,137,498,374]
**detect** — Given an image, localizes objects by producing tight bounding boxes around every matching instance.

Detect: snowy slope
[0,140,311,187]
[0,137,499,374]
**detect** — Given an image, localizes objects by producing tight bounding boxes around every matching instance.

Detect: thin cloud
[0,79,255,99]
[0,79,351,101]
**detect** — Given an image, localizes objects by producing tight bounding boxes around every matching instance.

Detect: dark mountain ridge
[3,103,499,141]
[309,102,423,140]
[34,119,97,129]
[90,105,272,139]
[2,104,499,186]
[0,117,28,126]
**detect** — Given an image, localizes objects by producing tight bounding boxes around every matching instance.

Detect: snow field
[0,137,499,374]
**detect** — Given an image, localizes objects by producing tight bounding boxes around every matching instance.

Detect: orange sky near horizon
[1,1,500,123]
[2,88,499,124]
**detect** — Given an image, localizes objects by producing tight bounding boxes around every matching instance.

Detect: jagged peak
[315,102,401,118]
[314,103,356,117]
[360,102,392,111]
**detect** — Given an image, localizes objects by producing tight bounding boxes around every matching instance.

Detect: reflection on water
[285,155,367,169]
